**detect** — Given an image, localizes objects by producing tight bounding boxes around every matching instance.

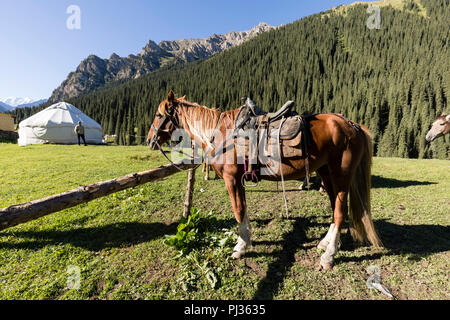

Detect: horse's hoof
[320,253,334,271]
[231,250,245,259]
[317,240,329,251]
[319,262,333,271]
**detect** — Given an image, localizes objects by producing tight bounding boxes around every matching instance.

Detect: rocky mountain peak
[110,53,120,60]
[139,40,165,56]
[254,22,271,30]
[49,22,277,102]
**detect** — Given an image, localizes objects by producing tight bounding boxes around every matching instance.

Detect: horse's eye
[441,123,446,126]
[156,114,163,119]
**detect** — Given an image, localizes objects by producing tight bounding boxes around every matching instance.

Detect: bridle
[149,103,179,145]
[148,100,227,172]
[148,103,191,171]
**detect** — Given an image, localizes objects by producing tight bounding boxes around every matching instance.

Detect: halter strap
[150,103,203,172]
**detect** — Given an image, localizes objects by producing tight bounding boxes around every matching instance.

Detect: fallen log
[0,162,197,232]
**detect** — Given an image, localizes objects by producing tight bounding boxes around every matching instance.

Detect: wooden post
[183,142,197,218]
[0,162,197,232]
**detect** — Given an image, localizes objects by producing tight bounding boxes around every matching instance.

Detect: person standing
[74,121,87,146]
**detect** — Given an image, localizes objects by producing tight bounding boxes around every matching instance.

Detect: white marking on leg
[205,167,210,181]
[320,226,340,269]
[318,223,335,250]
[232,214,251,259]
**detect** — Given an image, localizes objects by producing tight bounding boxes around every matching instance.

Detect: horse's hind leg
[223,170,251,259]
[320,152,357,270]
[320,189,348,270]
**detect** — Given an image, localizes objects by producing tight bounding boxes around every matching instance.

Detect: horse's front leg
[317,166,336,251]
[223,171,251,259]
[202,158,210,181]
[205,164,210,181]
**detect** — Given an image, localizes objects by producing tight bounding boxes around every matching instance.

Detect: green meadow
[0,143,448,300]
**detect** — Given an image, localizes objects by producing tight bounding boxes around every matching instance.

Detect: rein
[153,139,187,172]
[151,101,218,172]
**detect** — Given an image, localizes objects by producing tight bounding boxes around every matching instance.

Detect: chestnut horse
[147,91,382,270]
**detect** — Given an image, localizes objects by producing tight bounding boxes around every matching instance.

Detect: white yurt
[18,102,103,146]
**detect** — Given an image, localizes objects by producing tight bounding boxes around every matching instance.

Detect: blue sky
[0,0,360,100]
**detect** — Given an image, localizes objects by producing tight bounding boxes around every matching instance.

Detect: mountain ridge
[0,102,12,113]
[49,22,276,103]
[0,98,48,110]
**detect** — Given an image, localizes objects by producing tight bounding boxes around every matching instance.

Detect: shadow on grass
[251,217,310,300]
[371,175,437,189]
[0,222,178,251]
[337,219,450,263]
[249,218,449,300]
[376,220,450,256]
[0,217,271,253]
[247,175,436,191]
[1,215,448,300]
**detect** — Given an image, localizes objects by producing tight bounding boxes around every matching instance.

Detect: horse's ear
[167,90,175,102]
[180,95,186,100]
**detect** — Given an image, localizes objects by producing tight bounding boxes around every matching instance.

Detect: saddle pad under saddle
[263,131,303,159]
[263,116,304,159]
[235,115,305,160]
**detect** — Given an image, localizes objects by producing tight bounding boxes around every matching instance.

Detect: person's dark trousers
[77,134,87,146]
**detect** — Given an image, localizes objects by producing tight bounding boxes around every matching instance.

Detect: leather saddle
[234,98,307,161]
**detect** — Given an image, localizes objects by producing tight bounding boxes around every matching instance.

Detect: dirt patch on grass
[244,259,267,278]
[295,248,319,269]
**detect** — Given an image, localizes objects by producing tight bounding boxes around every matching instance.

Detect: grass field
[0,143,448,300]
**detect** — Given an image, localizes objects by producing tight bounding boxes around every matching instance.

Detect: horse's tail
[348,126,383,247]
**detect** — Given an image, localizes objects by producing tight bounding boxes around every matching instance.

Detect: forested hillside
[14,0,450,159]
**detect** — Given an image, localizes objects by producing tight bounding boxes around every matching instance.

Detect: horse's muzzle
[147,138,158,150]
[426,132,440,143]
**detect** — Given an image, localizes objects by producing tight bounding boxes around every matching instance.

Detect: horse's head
[426,113,450,143]
[147,90,180,150]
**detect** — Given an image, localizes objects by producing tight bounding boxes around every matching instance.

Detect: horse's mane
[176,97,218,110]
[175,97,235,148]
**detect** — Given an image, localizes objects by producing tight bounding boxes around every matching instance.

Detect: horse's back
[308,113,368,161]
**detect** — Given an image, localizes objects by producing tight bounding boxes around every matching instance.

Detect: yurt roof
[19,102,101,129]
